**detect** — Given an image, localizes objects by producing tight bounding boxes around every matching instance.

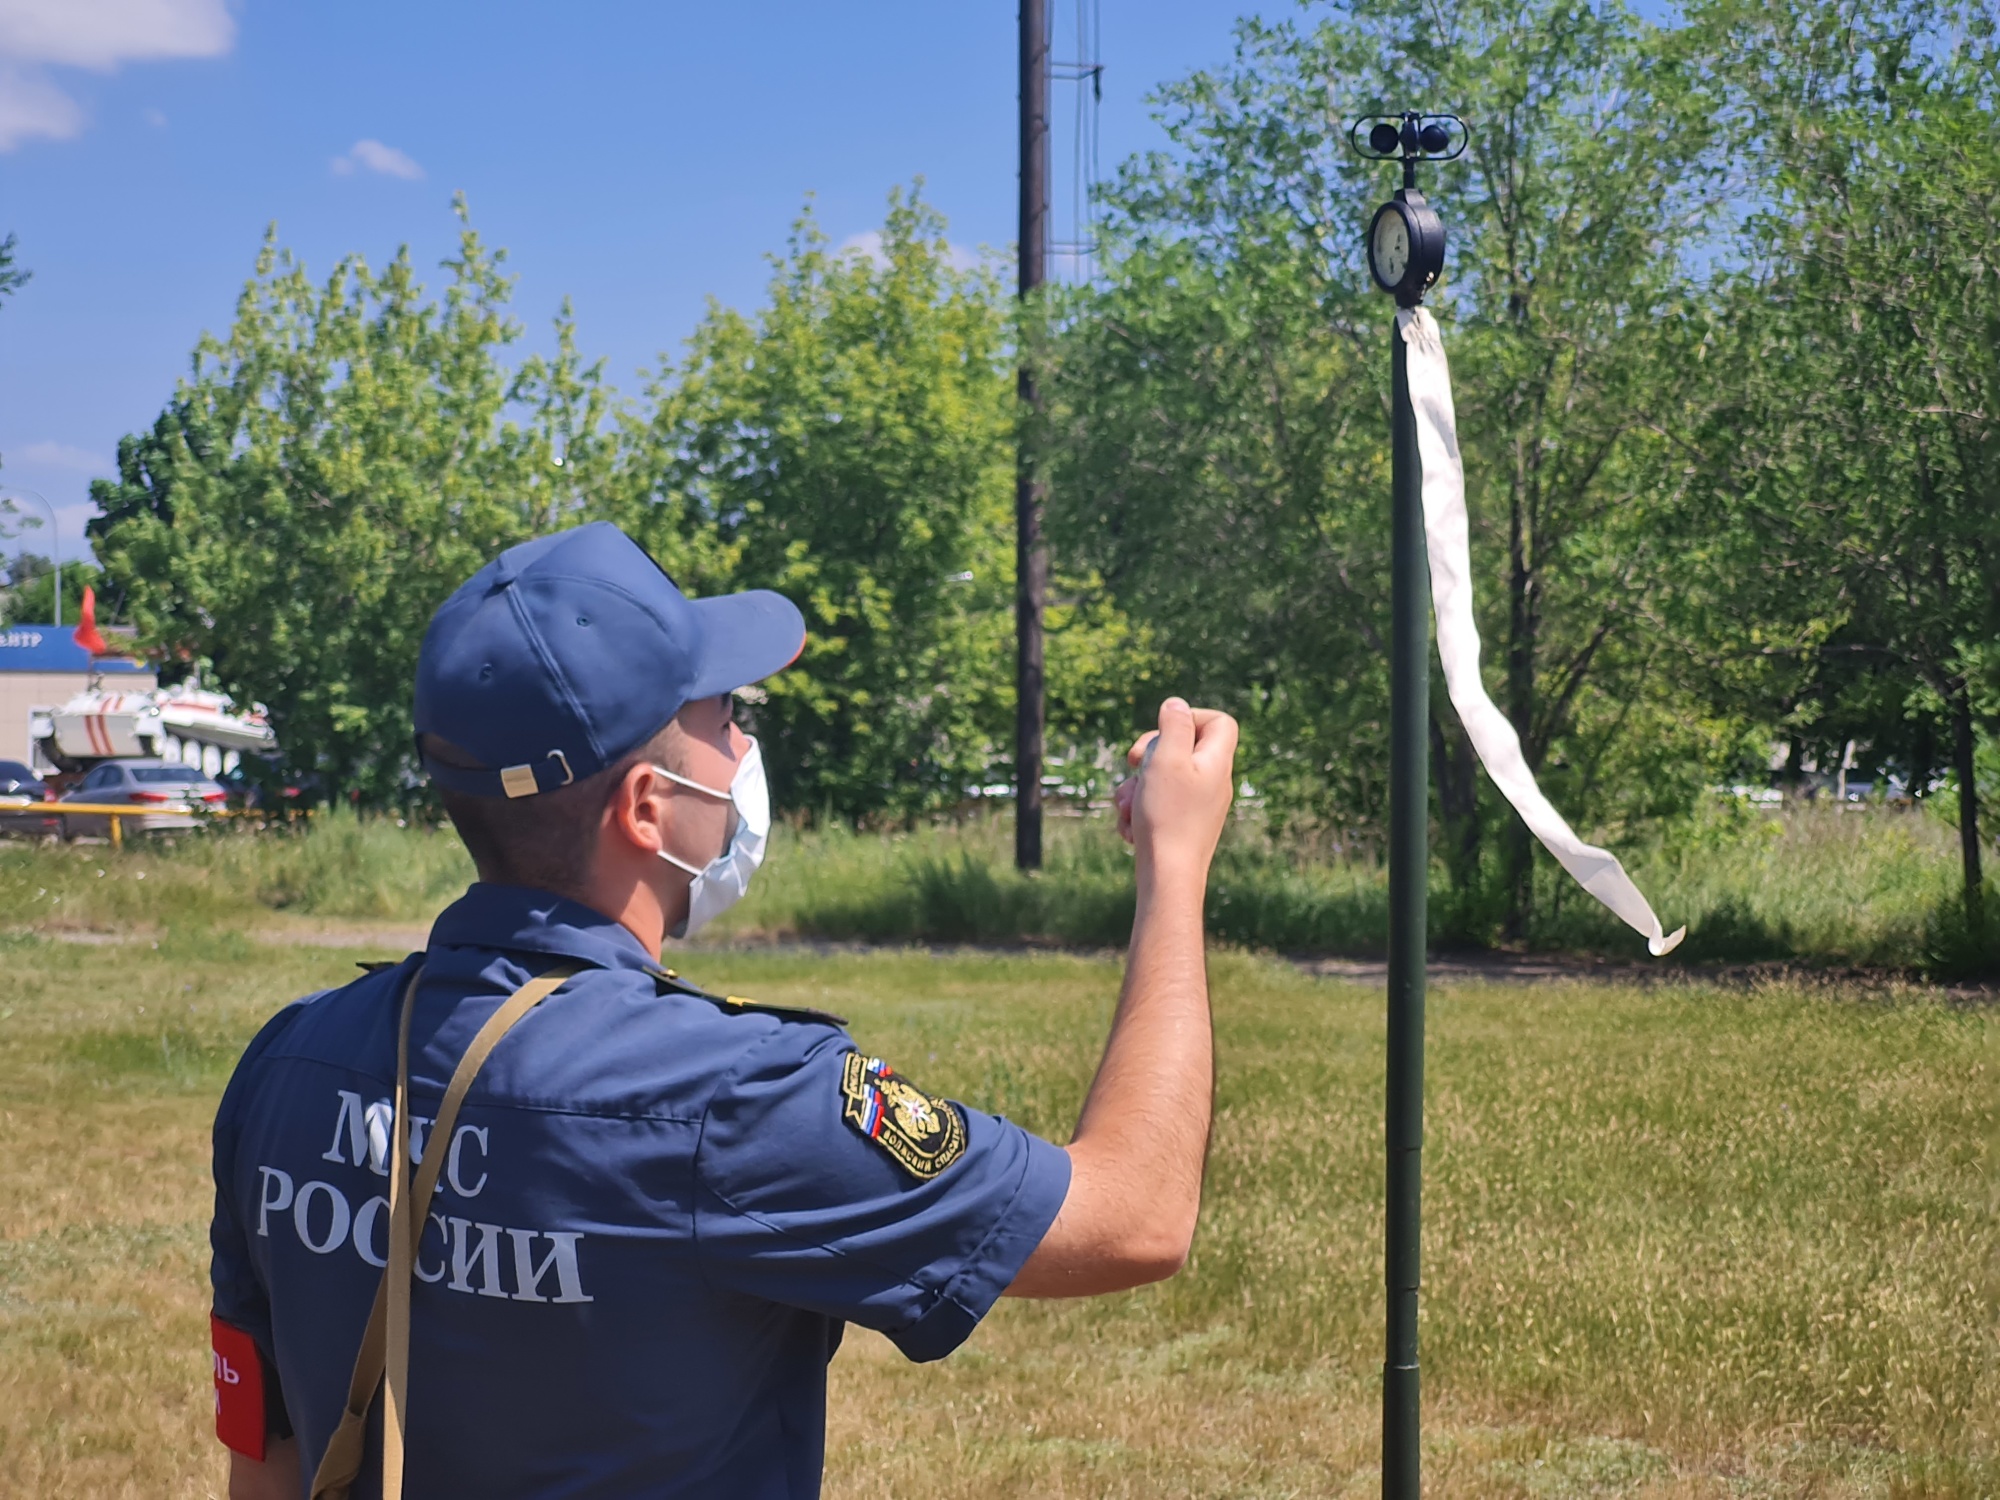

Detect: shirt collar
[427,883,659,973]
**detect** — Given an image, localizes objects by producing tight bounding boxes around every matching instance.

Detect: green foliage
[698,805,1961,969]
[1040,0,1742,928]
[0,556,107,627]
[90,189,1146,818]
[1041,0,2000,935]
[613,189,1150,819]
[180,807,474,919]
[0,798,1978,972]
[1033,33,1394,838]
[0,231,27,310]
[1666,0,2000,910]
[76,9,2000,919]
[0,225,27,478]
[88,200,614,802]
[615,193,1019,818]
[0,808,471,930]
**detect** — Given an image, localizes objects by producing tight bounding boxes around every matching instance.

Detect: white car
[58,758,227,837]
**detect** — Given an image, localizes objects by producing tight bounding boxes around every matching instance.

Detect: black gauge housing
[1367,188,1446,308]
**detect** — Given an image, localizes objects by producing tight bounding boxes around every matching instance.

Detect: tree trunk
[1952,686,1984,930]
[1429,705,1482,941]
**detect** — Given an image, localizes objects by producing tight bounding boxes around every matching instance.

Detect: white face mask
[654,737,769,939]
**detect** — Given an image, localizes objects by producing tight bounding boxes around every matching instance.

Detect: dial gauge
[1367,192,1444,304]
[1372,209,1410,287]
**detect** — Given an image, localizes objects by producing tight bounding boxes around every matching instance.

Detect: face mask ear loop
[657,847,704,878]
[651,764,731,801]
[650,764,730,879]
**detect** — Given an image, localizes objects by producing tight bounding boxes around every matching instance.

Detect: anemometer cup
[1347,113,1470,164]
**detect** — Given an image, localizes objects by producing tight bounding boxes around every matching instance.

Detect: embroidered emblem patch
[840,1052,967,1180]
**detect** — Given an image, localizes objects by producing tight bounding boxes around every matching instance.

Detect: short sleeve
[693,1027,1071,1362]
[209,1001,308,1363]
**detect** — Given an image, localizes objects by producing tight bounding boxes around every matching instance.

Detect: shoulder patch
[839,1053,968,1180]
[717,993,850,1026]
[647,966,847,1026]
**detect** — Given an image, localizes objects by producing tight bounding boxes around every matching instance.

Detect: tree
[0,233,26,311]
[1671,0,2000,923]
[1034,205,1393,838]
[92,189,1145,817]
[616,189,1143,821]
[0,556,112,628]
[0,232,29,479]
[1043,0,1723,932]
[90,200,614,801]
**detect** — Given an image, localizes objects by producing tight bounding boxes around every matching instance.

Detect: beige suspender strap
[309,967,422,1500]
[381,964,420,1500]
[379,962,579,1500]
[308,961,581,1500]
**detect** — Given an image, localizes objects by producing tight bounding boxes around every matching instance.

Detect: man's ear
[603,761,670,858]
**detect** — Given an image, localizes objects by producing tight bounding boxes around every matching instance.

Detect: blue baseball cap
[414,522,805,798]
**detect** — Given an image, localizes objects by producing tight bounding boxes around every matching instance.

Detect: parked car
[0,760,44,800]
[0,759,59,838]
[58,758,227,838]
[215,761,321,811]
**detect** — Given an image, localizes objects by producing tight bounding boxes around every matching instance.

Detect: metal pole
[1014,0,1049,871]
[6,488,59,626]
[1383,316,1429,1500]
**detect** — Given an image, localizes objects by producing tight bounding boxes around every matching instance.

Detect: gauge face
[1371,206,1411,290]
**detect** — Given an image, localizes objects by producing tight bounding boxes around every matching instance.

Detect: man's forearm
[1007,867,1214,1297]
[1006,700,1234,1298]
[1069,864,1215,1259]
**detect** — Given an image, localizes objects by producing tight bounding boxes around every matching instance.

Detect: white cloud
[0,499,107,563]
[15,441,109,473]
[0,0,232,150]
[839,231,890,267]
[0,60,82,146]
[0,0,232,69]
[331,137,424,181]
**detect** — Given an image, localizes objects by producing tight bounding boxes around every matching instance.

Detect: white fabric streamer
[1399,308,1685,956]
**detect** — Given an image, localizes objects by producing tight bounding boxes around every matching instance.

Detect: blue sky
[0,0,1255,566]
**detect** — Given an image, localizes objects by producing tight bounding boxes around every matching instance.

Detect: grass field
[0,799,1984,970]
[0,846,1993,1496]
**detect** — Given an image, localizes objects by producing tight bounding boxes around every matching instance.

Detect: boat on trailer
[31,682,277,779]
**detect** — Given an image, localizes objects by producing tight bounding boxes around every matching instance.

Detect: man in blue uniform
[210,521,1239,1499]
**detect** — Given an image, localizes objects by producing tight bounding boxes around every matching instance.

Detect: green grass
[715,803,1981,972]
[0,800,1983,972]
[0,910,1992,1497]
[0,808,473,933]
[1521,804,1973,967]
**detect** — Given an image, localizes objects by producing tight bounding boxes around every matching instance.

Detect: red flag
[73,584,109,655]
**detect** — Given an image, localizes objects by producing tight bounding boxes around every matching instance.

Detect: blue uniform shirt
[210,884,1071,1498]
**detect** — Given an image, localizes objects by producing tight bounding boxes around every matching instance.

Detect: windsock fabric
[1397,308,1685,957]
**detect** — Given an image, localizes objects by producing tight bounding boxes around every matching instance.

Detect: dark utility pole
[1015,0,1049,871]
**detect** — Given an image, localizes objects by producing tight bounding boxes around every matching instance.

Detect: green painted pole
[1383,310,1429,1500]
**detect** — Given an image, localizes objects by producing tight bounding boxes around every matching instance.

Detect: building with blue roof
[0,624,156,770]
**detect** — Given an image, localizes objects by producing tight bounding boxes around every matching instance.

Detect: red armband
[210,1315,267,1460]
